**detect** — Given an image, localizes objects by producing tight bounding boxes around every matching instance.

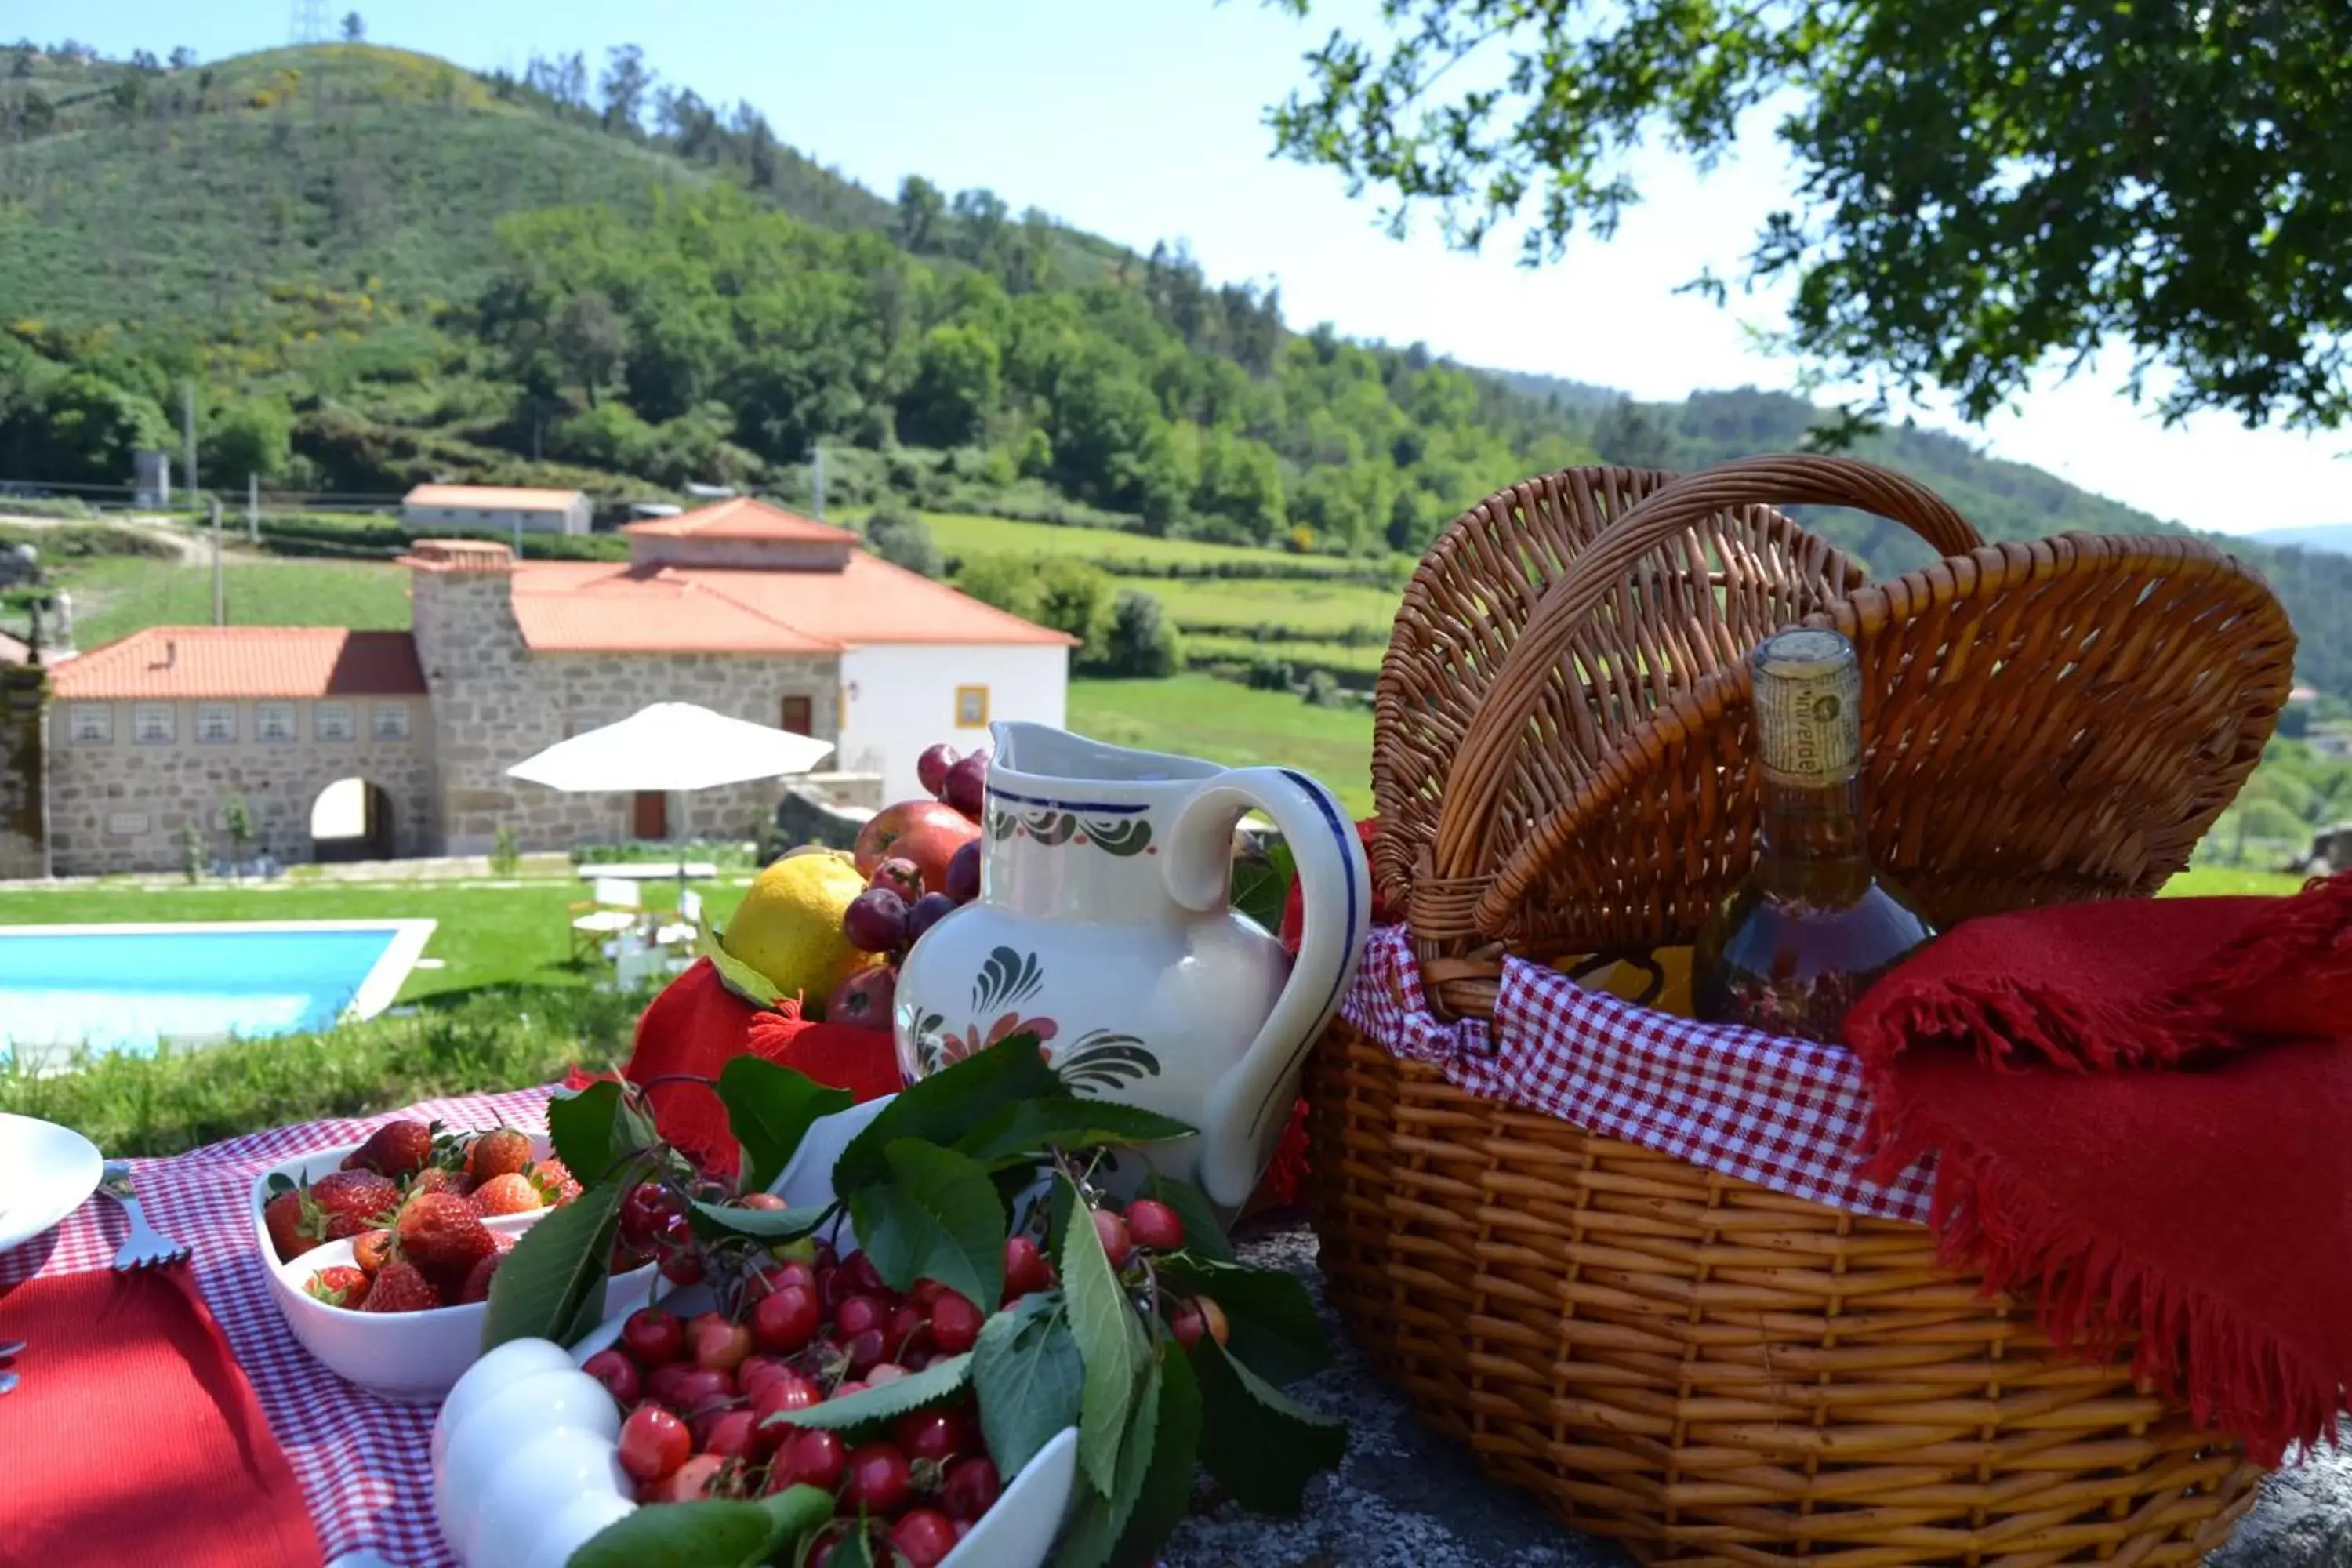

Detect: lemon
[721,850,875,1003]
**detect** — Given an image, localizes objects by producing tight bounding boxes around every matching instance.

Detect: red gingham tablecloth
[0,1085,557,1568]
[1340,927,1936,1222]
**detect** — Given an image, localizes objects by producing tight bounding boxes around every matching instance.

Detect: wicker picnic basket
[1305,455,2298,1565]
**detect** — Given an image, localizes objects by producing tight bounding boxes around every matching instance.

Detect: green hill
[2,38,2348,699]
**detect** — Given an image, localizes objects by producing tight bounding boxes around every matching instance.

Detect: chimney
[165,637,176,667]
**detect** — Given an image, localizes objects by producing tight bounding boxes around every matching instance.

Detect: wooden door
[780,695,814,735]
[632,790,668,839]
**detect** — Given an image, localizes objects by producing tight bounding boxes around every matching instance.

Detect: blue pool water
[0,925,410,1057]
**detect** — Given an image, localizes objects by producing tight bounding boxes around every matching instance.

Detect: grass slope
[59,557,413,647]
[1070,675,1374,815]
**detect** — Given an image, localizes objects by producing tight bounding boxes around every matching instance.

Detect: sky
[20,0,2352,536]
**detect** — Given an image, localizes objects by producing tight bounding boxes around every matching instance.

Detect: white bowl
[430,1094,1083,1568]
[267,1234,657,1403]
[248,1131,568,1273]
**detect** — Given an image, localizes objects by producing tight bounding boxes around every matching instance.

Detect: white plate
[0,1112,104,1254]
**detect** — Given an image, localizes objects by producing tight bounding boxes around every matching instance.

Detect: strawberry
[358,1258,441,1314]
[469,1172,541,1217]
[396,1192,497,1290]
[304,1265,372,1309]
[341,1120,434,1181]
[465,1127,534,1187]
[528,1156,583,1208]
[459,1247,509,1304]
[264,1189,308,1262]
[310,1171,401,1240]
[410,1167,471,1198]
[352,1229,393,1276]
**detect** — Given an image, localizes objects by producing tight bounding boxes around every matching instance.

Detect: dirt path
[0,510,270,564]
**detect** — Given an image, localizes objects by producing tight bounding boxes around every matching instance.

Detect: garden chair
[652,887,704,953]
[568,877,643,962]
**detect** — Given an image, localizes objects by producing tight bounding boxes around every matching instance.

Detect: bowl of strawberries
[252,1119,652,1402]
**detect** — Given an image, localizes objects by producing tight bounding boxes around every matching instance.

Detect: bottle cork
[1751,628,1862,787]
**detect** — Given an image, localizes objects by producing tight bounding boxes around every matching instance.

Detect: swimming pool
[0,920,436,1063]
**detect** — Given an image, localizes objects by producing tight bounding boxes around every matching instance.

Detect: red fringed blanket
[1844,872,2352,1464]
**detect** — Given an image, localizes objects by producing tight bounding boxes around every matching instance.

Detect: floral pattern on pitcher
[985,803,1156,857]
[907,943,1163,1092]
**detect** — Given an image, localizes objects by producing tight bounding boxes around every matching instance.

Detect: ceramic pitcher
[892,723,1371,1212]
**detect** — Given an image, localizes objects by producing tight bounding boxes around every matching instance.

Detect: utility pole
[811,445,826,519]
[210,496,225,625]
[247,472,259,543]
[181,382,198,506]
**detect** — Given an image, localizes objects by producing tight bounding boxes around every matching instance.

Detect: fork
[100,1162,190,1271]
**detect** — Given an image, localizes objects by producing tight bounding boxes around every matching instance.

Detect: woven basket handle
[1430,455,1985,896]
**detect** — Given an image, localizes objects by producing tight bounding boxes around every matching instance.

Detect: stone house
[401,483,593,538]
[0,499,1074,877]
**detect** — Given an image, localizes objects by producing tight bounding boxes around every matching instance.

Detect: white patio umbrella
[506,702,836,902]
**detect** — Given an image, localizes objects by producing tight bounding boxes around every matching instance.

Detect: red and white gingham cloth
[1341,927,1936,1222]
[0,1086,557,1568]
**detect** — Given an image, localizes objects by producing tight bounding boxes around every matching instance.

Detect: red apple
[827,965,897,1031]
[889,821,982,900]
[855,800,978,879]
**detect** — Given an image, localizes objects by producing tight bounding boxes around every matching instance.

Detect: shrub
[1301,670,1341,708]
[489,825,520,877]
[1087,587,1180,678]
[864,497,942,577]
[1245,655,1293,691]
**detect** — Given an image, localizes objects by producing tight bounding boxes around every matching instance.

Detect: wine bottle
[1693,627,1934,1043]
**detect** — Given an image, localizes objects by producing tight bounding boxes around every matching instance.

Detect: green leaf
[1142,1173,1232,1263]
[953,1099,1196,1170]
[1115,1342,1203,1566]
[546,1079,652,1189]
[1191,1337,1347,1515]
[1158,1257,1331,1384]
[845,1141,1006,1308]
[827,1527,879,1568]
[833,1032,1062,1192]
[1231,833,1295,933]
[686,1197,833,1243]
[699,916,789,1009]
[1061,1173,1146,1497]
[568,1485,834,1568]
[764,1352,973,1433]
[716,1055,853,1195]
[971,1291,1085,1477]
[1054,1355,1162,1568]
[480,1172,627,1351]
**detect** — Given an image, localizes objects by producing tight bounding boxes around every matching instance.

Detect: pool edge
[350,919,437,1022]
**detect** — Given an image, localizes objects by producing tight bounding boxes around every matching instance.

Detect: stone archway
[310,776,396,863]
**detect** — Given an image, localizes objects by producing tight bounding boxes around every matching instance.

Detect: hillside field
[1070,675,1374,815]
[58,557,411,648]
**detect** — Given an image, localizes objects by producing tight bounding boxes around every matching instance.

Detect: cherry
[619,1307,684,1367]
[1124,1198,1185,1252]
[691,1319,753,1373]
[644,1361,695,1406]
[618,1181,683,1250]
[834,1293,887,1338]
[667,1366,735,1417]
[844,1327,887,1372]
[867,1362,911,1385]
[615,1405,690,1482]
[840,1251,886,1297]
[928,1290,984,1356]
[844,1441,913,1515]
[890,1508,959,1567]
[1169,1294,1230,1350]
[1003,1236,1051,1301]
[833,1378,869,1399]
[698,1409,760,1460]
[581,1348,641,1405]
[659,1239,706,1286]
[940,1455,1001,1521]
[752,1371,819,1430]
[895,1409,964,1464]
[888,1301,931,1352]
[657,1451,725,1503]
[750,1283,821,1352]
[812,1241,840,1272]
[738,1354,789,1398]
[772,1258,818,1294]
[1091,1208,1134,1269]
[771,1426,847,1491]
[916,742,959,797]
[739,1192,788,1211]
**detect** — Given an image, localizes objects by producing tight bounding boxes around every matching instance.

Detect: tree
[339,12,364,42]
[953,554,1038,619]
[1031,558,1116,651]
[0,372,169,486]
[168,45,197,70]
[600,44,652,135]
[896,176,946,253]
[205,399,292,484]
[1269,1,2352,430]
[1091,588,1179,677]
[221,793,252,868]
[1589,397,1676,470]
[552,290,626,406]
[864,498,942,578]
[897,325,1001,448]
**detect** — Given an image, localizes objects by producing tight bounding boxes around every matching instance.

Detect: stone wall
[414,564,840,855]
[45,699,435,875]
[0,663,46,879]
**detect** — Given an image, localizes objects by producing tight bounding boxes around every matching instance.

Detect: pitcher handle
[1162,767,1371,1210]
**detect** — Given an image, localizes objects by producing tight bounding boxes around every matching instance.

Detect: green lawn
[921,510,1367,573]
[0,877,748,1004]
[1184,634,1388,674]
[1145,575,1401,637]
[2158,866,2305,898]
[60,557,415,647]
[1070,674,1375,815]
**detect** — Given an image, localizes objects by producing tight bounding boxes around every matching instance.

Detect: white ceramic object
[265,1232,657,1403]
[0,1112,103,1254]
[431,1094,1083,1568]
[895,721,1372,1210]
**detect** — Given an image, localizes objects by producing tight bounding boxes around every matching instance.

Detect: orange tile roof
[622,497,857,544]
[48,627,427,700]
[504,554,1075,653]
[405,484,584,511]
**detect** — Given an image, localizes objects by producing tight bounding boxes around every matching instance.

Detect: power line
[290,0,328,44]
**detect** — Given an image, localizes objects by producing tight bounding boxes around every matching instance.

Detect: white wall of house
[837,644,1069,804]
[402,499,590,536]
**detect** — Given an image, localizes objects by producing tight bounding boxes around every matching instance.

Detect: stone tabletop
[1162,1224,2350,1568]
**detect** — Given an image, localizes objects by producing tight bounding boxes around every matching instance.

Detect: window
[255,702,296,742]
[780,695,813,735]
[195,703,237,743]
[372,702,410,741]
[315,702,355,742]
[954,684,989,728]
[68,705,111,744]
[132,704,174,745]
